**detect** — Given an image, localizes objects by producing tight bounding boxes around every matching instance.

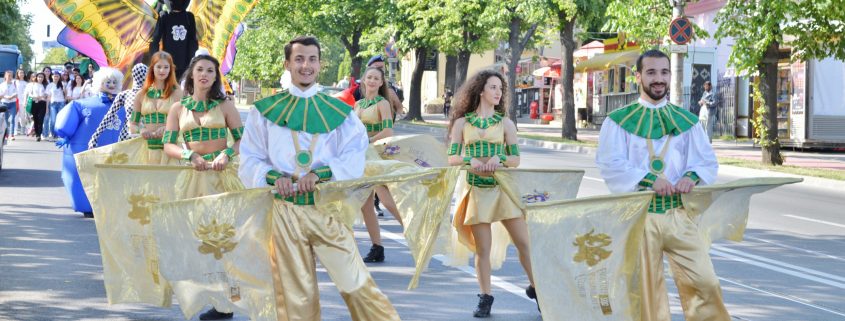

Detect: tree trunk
[455,50,471,91]
[403,47,428,121]
[504,16,538,127]
[559,15,577,140]
[341,32,363,80]
[445,55,457,93]
[758,40,783,165]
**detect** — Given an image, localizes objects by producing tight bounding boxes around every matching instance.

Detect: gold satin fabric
[270,200,400,321]
[85,164,243,306]
[76,137,151,202]
[370,134,450,167]
[525,192,652,321]
[636,177,802,321]
[445,169,585,270]
[151,188,276,320]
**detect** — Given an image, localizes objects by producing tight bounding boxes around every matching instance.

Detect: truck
[0,45,23,73]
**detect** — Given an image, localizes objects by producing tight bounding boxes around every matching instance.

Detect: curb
[395,122,597,155]
[397,121,845,190]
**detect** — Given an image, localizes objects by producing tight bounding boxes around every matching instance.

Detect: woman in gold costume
[129,51,183,164]
[447,70,536,318]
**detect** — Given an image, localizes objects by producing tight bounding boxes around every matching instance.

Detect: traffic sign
[669,17,693,45]
[669,44,688,53]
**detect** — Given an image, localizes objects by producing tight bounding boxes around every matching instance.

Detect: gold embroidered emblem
[127,194,160,225]
[573,229,612,267]
[104,152,129,164]
[196,219,238,260]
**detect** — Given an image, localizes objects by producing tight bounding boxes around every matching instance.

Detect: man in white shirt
[0,71,18,140]
[237,36,399,321]
[596,50,727,321]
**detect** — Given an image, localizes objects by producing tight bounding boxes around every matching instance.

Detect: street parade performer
[238,36,400,321]
[129,51,183,164]
[54,67,123,218]
[446,70,536,318]
[355,66,405,263]
[88,63,148,149]
[596,49,728,321]
[163,54,242,172]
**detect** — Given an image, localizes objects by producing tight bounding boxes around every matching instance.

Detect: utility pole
[670,0,685,106]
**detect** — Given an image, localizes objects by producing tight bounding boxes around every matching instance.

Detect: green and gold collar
[356,95,384,109]
[182,96,221,112]
[254,90,352,134]
[466,112,503,129]
[607,102,698,139]
[147,88,162,99]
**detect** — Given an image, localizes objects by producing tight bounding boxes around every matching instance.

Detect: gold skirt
[453,185,522,251]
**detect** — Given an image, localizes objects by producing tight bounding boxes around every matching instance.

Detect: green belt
[274,191,315,205]
[649,193,684,214]
[200,150,223,161]
[465,141,505,157]
[184,127,228,142]
[143,112,167,124]
[146,138,163,150]
[467,172,497,188]
[365,122,383,133]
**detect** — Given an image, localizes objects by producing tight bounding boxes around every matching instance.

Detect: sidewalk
[412,112,845,172]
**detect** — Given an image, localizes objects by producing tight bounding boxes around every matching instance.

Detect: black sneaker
[199,308,233,320]
[376,207,384,217]
[473,293,494,318]
[363,244,385,263]
[83,212,94,218]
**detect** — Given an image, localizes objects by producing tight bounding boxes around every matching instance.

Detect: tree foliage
[604,0,708,46]
[714,0,845,165]
[41,47,68,66]
[0,0,34,67]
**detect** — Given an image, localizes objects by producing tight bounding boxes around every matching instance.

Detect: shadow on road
[0,168,63,188]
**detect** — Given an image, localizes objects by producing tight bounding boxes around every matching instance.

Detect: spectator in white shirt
[69,75,86,101]
[14,69,30,136]
[0,71,18,140]
[26,73,48,141]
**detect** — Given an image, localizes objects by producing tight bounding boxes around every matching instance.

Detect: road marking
[744,235,845,262]
[717,276,845,317]
[782,214,845,229]
[712,244,845,284]
[583,176,603,182]
[710,248,845,289]
[380,229,534,302]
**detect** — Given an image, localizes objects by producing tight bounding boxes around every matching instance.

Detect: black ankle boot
[473,293,494,318]
[526,285,540,311]
[199,308,233,320]
[363,244,385,263]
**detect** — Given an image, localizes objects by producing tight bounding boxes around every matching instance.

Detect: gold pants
[640,208,730,321]
[269,201,400,321]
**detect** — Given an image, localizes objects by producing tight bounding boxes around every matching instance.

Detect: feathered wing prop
[45,0,158,72]
[57,27,109,68]
[190,0,258,91]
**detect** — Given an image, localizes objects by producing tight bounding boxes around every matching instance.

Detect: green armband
[639,172,658,188]
[448,143,463,156]
[131,111,142,123]
[266,170,286,186]
[223,147,236,158]
[683,171,701,184]
[463,157,473,165]
[381,119,393,129]
[181,149,195,161]
[162,130,179,144]
[505,144,520,156]
[498,154,508,164]
[230,126,244,141]
[310,165,333,182]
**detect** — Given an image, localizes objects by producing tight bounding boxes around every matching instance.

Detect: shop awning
[575,50,639,72]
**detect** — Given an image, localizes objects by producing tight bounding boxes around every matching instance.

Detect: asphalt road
[1,119,843,321]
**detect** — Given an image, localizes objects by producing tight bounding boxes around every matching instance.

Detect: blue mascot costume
[55,68,124,218]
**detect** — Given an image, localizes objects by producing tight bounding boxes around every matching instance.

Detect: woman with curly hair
[129,51,183,164]
[447,70,536,318]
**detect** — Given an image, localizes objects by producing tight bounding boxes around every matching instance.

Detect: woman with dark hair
[45,72,66,141]
[129,51,182,164]
[355,66,404,263]
[69,74,86,101]
[162,54,243,172]
[14,69,29,136]
[26,73,48,141]
[447,70,535,318]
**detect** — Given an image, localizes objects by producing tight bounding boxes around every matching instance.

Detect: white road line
[712,244,845,283]
[782,214,845,229]
[744,235,845,261]
[583,176,603,182]
[717,276,845,317]
[380,229,534,302]
[710,248,845,289]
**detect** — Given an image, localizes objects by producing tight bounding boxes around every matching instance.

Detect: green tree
[227,23,290,87]
[260,0,394,79]
[41,47,68,66]
[431,0,498,91]
[604,0,707,46]
[395,0,441,121]
[547,0,608,140]
[714,0,845,165]
[489,0,547,125]
[0,0,34,68]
